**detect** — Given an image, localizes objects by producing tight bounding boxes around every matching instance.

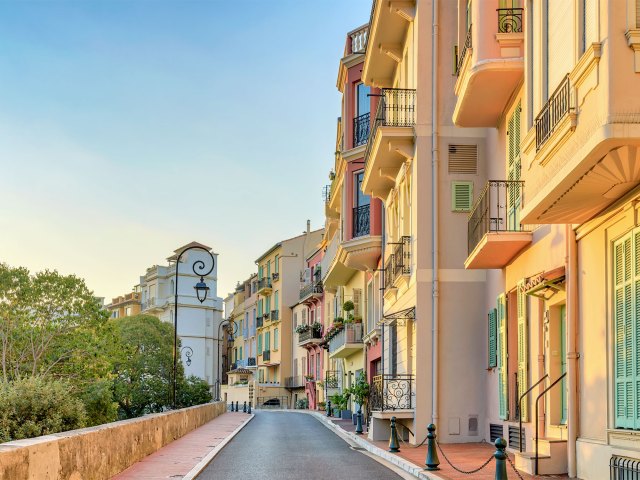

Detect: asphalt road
[197,411,404,480]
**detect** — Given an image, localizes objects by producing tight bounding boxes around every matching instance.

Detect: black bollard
[235,401,239,412]
[355,408,363,434]
[230,402,234,412]
[326,400,332,417]
[424,424,440,471]
[243,401,247,413]
[494,437,508,480]
[247,401,252,414]
[388,416,400,453]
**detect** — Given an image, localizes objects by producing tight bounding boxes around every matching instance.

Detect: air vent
[468,416,478,435]
[451,181,473,212]
[508,425,524,450]
[489,423,503,442]
[448,144,478,174]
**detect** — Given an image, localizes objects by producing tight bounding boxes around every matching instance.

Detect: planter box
[333,407,341,417]
[341,409,352,420]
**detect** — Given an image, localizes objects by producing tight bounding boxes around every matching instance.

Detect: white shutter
[547,0,573,94]
[353,289,362,317]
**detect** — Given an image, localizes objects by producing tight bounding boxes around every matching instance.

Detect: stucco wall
[0,401,226,480]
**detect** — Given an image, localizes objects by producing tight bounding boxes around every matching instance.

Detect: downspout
[431,0,440,426]
[566,225,579,478]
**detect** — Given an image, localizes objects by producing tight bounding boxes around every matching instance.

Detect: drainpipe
[431,0,440,427]
[566,225,579,478]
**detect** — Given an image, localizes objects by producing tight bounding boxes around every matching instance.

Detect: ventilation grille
[451,181,473,212]
[611,455,640,479]
[448,144,478,174]
[468,416,478,435]
[489,423,503,443]
[508,425,524,450]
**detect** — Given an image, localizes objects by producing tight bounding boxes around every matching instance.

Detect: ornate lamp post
[215,318,238,401]
[172,245,215,409]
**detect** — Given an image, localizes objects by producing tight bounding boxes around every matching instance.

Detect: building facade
[106,286,141,319]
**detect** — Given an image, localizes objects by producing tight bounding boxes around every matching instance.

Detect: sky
[0,0,371,301]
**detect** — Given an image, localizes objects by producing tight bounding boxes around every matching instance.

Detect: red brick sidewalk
[112,412,252,480]
[326,417,570,480]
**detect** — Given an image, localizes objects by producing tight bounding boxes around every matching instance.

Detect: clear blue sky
[0,0,371,300]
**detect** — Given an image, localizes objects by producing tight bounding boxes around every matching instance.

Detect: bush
[177,375,213,408]
[0,377,87,443]
[296,397,309,409]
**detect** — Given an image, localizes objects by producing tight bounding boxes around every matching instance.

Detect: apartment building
[139,241,223,391]
[106,285,141,319]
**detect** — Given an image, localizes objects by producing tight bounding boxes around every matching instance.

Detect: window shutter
[507,104,522,230]
[488,309,498,368]
[302,309,307,324]
[390,324,398,376]
[266,296,271,313]
[267,261,271,278]
[258,334,263,354]
[448,145,478,174]
[614,232,639,428]
[265,331,270,351]
[258,300,263,317]
[274,328,279,350]
[517,280,529,422]
[353,288,362,317]
[497,293,509,420]
[274,291,279,312]
[451,181,473,212]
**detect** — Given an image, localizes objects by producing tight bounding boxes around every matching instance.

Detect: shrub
[0,377,87,443]
[177,375,213,408]
[296,398,309,409]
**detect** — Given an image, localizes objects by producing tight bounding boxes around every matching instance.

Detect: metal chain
[396,424,428,449]
[435,440,494,475]
[506,451,526,480]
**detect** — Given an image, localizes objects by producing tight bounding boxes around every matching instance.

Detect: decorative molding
[379,43,402,63]
[389,0,416,22]
[626,29,640,73]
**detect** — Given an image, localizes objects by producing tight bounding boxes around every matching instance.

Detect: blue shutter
[488,309,498,368]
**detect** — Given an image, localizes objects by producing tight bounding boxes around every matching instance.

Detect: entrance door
[560,305,567,424]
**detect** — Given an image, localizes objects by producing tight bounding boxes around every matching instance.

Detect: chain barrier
[396,424,428,449]
[435,439,494,475]
[506,451,526,480]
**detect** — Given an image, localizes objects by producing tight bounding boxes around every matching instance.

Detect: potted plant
[333,316,344,325]
[345,373,370,433]
[311,321,323,333]
[295,324,310,334]
[330,392,350,419]
[318,401,326,411]
[353,315,363,324]
[304,374,315,382]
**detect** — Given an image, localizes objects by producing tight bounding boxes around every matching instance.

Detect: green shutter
[275,255,279,274]
[497,293,509,420]
[266,296,271,314]
[517,279,529,422]
[267,261,271,278]
[451,181,473,212]
[274,291,279,312]
[274,328,279,350]
[507,103,522,230]
[259,265,263,279]
[258,334,263,354]
[265,331,270,351]
[258,300,263,317]
[614,232,639,429]
[488,309,498,368]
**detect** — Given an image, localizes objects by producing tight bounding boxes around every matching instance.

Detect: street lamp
[214,318,238,401]
[172,245,215,409]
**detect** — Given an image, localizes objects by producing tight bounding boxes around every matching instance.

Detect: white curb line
[182,413,255,480]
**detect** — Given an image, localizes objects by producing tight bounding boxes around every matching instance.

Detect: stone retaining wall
[0,401,226,480]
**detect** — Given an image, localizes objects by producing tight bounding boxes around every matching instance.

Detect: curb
[182,413,255,480]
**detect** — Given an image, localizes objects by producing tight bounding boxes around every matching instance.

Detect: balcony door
[353,171,371,238]
[354,83,371,147]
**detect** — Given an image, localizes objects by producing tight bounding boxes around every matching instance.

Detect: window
[357,83,370,116]
[259,265,263,279]
[451,181,473,212]
[581,0,598,54]
[274,328,279,350]
[259,369,264,383]
[258,299,263,317]
[294,312,298,328]
[267,261,271,278]
[353,288,362,318]
[389,324,397,375]
[613,230,640,429]
[546,0,572,99]
[239,346,243,360]
[354,171,370,208]
[266,296,271,313]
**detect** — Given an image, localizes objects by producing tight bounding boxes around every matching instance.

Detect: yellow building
[106,286,141,319]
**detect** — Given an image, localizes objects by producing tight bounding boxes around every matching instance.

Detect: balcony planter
[340,409,352,420]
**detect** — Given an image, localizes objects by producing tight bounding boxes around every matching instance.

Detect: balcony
[256,316,264,328]
[284,376,305,389]
[353,204,370,238]
[300,281,323,302]
[535,75,571,152]
[262,350,270,362]
[384,236,411,290]
[257,277,272,296]
[328,323,363,358]
[361,88,416,201]
[298,328,323,347]
[465,181,532,269]
[353,112,370,147]
[452,3,524,127]
[141,297,160,311]
[247,357,256,367]
[370,374,415,414]
[324,371,342,391]
[270,310,279,321]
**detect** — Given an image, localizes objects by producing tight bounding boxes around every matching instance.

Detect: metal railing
[300,281,323,300]
[535,74,571,151]
[262,350,271,361]
[385,236,411,289]
[370,374,415,411]
[353,204,371,238]
[284,376,305,388]
[322,184,331,204]
[384,254,395,290]
[328,324,363,353]
[497,8,523,33]
[141,297,157,310]
[257,277,272,291]
[256,316,264,328]
[298,329,323,344]
[353,112,371,147]
[324,371,341,389]
[611,456,640,479]
[456,25,472,75]
[534,373,567,475]
[365,88,416,168]
[271,310,279,321]
[467,180,528,255]
[247,357,256,366]
[518,374,548,452]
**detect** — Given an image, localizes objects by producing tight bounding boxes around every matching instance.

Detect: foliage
[295,324,310,334]
[296,398,309,409]
[322,323,345,342]
[0,376,87,442]
[311,321,323,333]
[81,379,118,426]
[330,392,349,411]
[318,401,326,411]
[111,315,177,419]
[345,372,370,407]
[176,375,212,408]
[343,300,354,313]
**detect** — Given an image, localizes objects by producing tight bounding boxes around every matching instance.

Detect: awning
[380,306,416,325]
[524,267,566,299]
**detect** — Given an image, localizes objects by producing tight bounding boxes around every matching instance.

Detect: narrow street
[198,411,404,479]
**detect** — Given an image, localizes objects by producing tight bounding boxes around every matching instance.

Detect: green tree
[176,375,212,408]
[111,314,178,419]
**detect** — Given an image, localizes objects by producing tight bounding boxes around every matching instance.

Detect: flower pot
[341,409,352,420]
[333,407,341,417]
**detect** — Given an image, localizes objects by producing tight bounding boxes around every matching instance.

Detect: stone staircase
[514,437,568,475]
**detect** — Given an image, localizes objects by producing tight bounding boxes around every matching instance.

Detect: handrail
[534,372,567,475]
[518,374,548,452]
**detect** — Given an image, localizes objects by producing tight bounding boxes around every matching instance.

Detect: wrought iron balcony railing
[353,112,370,147]
[300,281,323,300]
[497,8,523,33]
[247,357,256,366]
[271,310,279,321]
[324,371,341,389]
[284,376,305,388]
[535,75,571,151]
[384,236,411,289]
[353,204,371,238]
[328,323,363,353]
[257,277,272,291]
[456,25,472,75]
[298,329,323,344]
[262,350,270,361]
[370,374,415,411]
[467,180,529,255]
[256,316,264,328]
[364,88,416,168]
[322,184,331,204]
